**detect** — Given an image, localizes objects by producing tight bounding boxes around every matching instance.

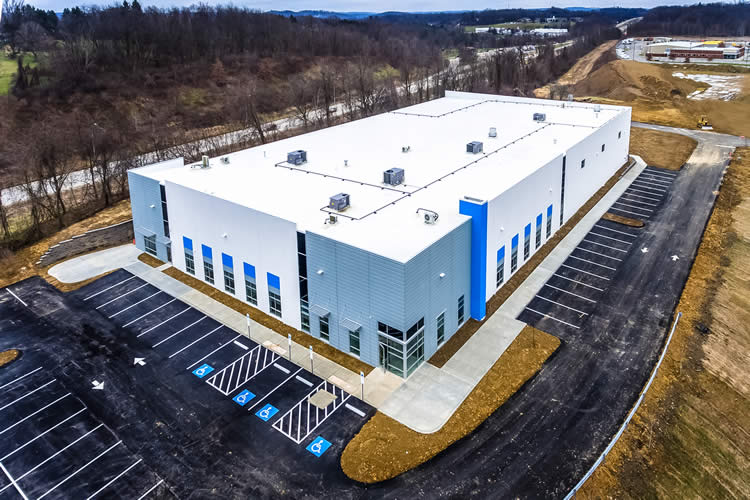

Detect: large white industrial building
[128,91,631,378]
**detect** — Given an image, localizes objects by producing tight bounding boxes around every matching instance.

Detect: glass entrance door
[378,335,405,378]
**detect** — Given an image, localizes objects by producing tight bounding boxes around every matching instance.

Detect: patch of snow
[673,72,743,101]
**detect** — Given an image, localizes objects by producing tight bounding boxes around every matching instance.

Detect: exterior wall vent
[489,127,497,138]
[329,193,350,211]
[383,168,405,186]
[533,113,546,122]
[402,146,411,153]
[466,141,483,154]
[287,150,307,165]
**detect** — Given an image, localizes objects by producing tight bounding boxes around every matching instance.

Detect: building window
[245,278,257,305]
[160,185,170,238]
[224,269,235,294]
[185,251,195,275]
[319,316,329,341]
[580,159,585,169]
[601,144,606,152]
[511,234,519,273]
[458,295,465,325]
[546,205,553,239]
[496,246,505,288]
[535,214,542,249]
[560,156,566,227]
[269,290,282,317]
[349,329,360,356]
[437,312,445,346]
[300,300,310,332]
[144,235,157,256]
[524,224,531,261]
[618,131,622,139]
[203,260,214,284]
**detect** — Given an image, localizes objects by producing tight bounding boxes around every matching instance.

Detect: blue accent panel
[524,223,531,237]
[459,199,488,321]
[201,244,212,260]
[222,253,233,269]
[183,236,193,251]
[547,204,553,218]
[243,262,256,279]
[267,272,280,290]
[512,234,519,248]
[497,246,505,262]
[536,214,542,226]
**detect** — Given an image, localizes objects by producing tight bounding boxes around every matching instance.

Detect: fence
[564,311,682,499]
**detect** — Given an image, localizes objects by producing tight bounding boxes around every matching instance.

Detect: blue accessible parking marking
[255,404,279,421]
[192,364,214,378]
[233,390,255,406]
[306,436,332,457]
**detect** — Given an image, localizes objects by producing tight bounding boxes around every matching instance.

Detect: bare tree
[290,77,313,130]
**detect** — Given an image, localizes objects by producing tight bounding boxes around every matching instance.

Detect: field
[580,148,750,499]
[628,127,698,170]
[0,52,37,96]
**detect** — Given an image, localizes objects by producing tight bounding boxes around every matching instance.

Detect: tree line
[630,3,750,37]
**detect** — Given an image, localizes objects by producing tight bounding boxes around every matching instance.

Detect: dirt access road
[535,40,618,98]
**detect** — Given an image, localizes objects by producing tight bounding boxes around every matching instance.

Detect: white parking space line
[186,335,241,370]
[625,189,662,201]
[0,424,105,494]
[137,307,191,337]
[560,264,610,280]
[83,276,136,301]
[206,346,279,396]
[296,376,313,387]
[37,440,123,500]
[544,284,596,303]
[624,190,661,202]
[568,255,617,271]
[534,295,589,315]
[594,224,638,238]
[575,247,623,261]
[588,231,632,245]
[233,340,249,350]
[525,307,580,329]
[274,363,290,374]
[0,393,72,436]
[247,367,304,414]
[614,201,653,212]
[6,289,28,308]
[95,283,149,310]
[609,207,650,219]
[620,195,658,207]
[136,479,164,500]
[0,379,56,412]
[152,316,207,348]
[553,273,604,291]
[168,326,223,359]
[108,291,162,319]
[345,403,366,417]
[644,168,676,178]
[582,239,628,253]
[272,379,351,444]
[0,461,28,500]
[122,299,176,327]
[0,408,86,462]
[0,367,42,392]
[639,176,672,186]
[630,181,666,192]
[85,458,142,500]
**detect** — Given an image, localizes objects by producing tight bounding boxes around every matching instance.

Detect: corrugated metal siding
[127,171,169,261]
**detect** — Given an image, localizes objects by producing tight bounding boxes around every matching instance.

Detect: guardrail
[564,311,682,499]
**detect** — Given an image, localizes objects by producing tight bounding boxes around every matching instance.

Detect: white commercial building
[128,92,631,378]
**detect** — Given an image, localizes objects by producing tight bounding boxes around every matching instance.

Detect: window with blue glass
[267,273,281,317]
[243,262,257,305]
[222,253,235,295]
[535,214,542,249]
[524,224,531,260]
[496,246,505,288]
[546,204,553,238]
[183,236,195,275]
[511,234,519,273]
[201,244,214,284]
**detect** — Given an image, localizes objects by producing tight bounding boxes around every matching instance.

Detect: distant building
[531,28,569,37]
[646,40,745,60]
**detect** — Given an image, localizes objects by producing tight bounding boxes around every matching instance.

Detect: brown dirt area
[602,213,645,227]
[0,200,132,291]
[138,252,163,268]
[429,160,631,368]
[535,40,618,99]
[573,59,750,137]
[0,349,20,368]
[341,326,560,483]
[629,127,697,170]
[579,148,750,499]
[163,267,374,376]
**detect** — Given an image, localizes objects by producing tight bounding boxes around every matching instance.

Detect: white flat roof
[136,92,627,262]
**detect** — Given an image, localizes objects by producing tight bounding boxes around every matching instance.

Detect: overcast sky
[26,0,677,12]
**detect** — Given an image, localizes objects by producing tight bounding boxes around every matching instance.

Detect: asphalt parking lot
[518,166,677,334]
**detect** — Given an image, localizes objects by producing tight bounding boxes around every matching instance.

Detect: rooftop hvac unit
[383,168,405,186]
[466,141,483,154]
[533,113,546,122]
[287,150,307,165]
[417,208,439,224]
[329,193,350,211]
[402,146,411,153]
[489,127,497,138]
[201,155,210,168]
[594,104,602,113]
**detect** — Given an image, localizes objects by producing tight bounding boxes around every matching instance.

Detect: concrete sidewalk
[48,244,142,283]
[379,156,647,433]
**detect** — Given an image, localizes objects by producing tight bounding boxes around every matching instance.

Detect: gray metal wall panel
[127,171,169,261]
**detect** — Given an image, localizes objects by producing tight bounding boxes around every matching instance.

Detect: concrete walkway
[48,244,142,283]
[379,156,647,433]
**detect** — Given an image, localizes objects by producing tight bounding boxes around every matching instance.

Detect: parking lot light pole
[360,371,365,400]
[246,313,251,341]
[309,346,314,374]
[288,334,292,360]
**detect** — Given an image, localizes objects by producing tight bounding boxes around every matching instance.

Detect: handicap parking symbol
[233,390,255,406]
[306,436,332,458]
[255,404,279,421]
[192,364,214,379]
